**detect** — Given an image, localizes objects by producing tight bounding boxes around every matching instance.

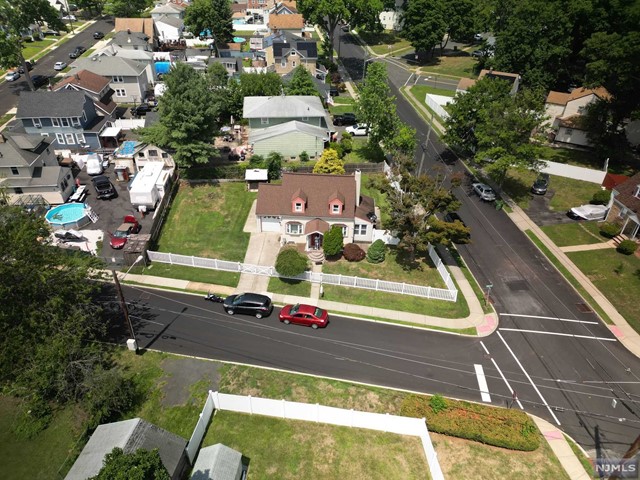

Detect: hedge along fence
[400,394,540,451]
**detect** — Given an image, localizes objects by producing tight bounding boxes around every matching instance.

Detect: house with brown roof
[53,70,117,116]
[255,171,376,249]
[544,87,610,147]
[455,69,521,95]
[605,172,640,240]
[269,13,304,32]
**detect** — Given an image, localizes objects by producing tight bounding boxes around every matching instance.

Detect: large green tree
[138,63,220,167]
[184,0,233,47]
[91,448,170,480]
[0,0,65,91]
[286,65,319,96]
[313,149,346,174]
[355,62,397,147]
[401,0,447,58]
[104,0,149,18]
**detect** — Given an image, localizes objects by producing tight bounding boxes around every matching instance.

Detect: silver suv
[472,183,496,201]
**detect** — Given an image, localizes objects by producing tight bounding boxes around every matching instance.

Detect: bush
[600,222,621,238]
[590,190,611,205]
[328,142,344,158]
[299,151,309,162]
[323,226,344,258]
[275,248,308,277]
[340,135,353,153]
[401,394,540,451]
[249,154,265,167]
[343,243,365,262]
[366,239,386,263]
[13,396,52,439]
[617,239,638,255]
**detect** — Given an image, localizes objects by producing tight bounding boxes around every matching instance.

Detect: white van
[86,153,103,175]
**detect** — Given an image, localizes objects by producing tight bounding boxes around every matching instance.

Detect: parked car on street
[5,70,20,81]
[18,61,34,73]
[31,75,50,89]
[91,175,117,199]
[69,46,86,58]
[93,31,104,39]
[279,304,329,329]
[444,211,466,227]
[54,61,67,71]
[345,123,369,136]
[567,204,608,221]
[531,173,550,195]
[223,293,273,318]
[333,113,357,126]
[62,15,77,21]
[109,215,141,249]
[472,183,496,201]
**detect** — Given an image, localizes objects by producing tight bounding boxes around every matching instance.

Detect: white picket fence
[189,391,444,480]
[146,243,458,301]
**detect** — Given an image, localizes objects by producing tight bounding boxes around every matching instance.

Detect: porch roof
[305,218,330,234]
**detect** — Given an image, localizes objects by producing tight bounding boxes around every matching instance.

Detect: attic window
[261,117,269,125]
[331,204,341,214]
[634,185,640,199]
[294,202,303,212]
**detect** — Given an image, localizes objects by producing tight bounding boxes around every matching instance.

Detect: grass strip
[525,230,612,324]
[449,247,493,314]
[564,434,593,475]
[400,86,444,135]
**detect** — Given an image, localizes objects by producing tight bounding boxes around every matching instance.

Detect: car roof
[294,304,318,314]
[239,292,270,302]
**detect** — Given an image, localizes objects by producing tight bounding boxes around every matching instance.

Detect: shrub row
[400,394,540,451]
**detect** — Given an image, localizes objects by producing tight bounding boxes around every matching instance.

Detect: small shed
[191,444,244,480]
[245,168,269,191]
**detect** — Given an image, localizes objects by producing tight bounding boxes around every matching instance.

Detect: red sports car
[279,304,329,329]
[109,215,141,249]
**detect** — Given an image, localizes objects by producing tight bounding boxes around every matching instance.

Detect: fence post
[402,283,405,294]
[282,399,286,419]
[376,279,379,291]
[339,274,342,286]
[249,395,253,415]
[214,258,218,269]
[427,286,431,299]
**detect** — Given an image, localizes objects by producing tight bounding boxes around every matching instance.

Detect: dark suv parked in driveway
[91,175,117,199]
[223,293,273,318]
[333,113,357,126]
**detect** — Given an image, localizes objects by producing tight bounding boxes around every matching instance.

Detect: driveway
[523,191,575,227]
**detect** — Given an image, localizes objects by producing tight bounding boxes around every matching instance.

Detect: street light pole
[112,255,145,353]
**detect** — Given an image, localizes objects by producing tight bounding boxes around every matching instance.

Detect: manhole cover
[506,280,528,292]
[576,303,593,313]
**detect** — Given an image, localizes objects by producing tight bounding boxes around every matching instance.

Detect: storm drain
[576,303,593,313]
[506,280,529,292]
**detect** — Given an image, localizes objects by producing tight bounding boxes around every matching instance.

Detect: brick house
[605,172,640,240]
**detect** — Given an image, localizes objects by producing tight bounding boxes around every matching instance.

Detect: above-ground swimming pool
[45,203,91,230]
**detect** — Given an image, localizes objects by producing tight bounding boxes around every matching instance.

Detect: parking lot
[74,163,156,266]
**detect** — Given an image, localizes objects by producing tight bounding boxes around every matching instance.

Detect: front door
[308,233,323,250]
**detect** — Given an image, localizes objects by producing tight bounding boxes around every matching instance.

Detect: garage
[260,216,281,232]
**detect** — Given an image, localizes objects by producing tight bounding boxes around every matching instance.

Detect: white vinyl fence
[202,391,444,480]
[146,243,458,302]
[185,390,215,463]
[425,94,452,120]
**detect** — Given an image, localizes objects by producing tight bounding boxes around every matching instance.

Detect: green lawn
[540,222,606,247]
[156,182,255,262]
[411,84,456,98]
[501,169,602,211]
[567,249,640,333]
[358,30,412,55]
[204,411,429,480]
[535,144,638,175]
[343,137,386,163]
[21,38,57,59]
[361,173,390,226]
[267,276,312,296]
[328,97,356,115]
[421,55,478,78]
[128,263,240,288]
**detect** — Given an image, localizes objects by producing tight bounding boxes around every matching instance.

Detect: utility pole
[112,270,138,352]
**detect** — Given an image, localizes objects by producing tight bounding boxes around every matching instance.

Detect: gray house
[65,418,189,480]
[243,95,332,158]
[15,90,110,151]
[0,132,74,205]
[69,55,153,104]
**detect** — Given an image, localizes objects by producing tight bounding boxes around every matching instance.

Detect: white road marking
[480,341,524,410]
[474,364,492,402]
[496,331,561,425]
[500,313,599,325]
[499,328,616,342]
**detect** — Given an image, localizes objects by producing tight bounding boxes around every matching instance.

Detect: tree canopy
[313,149,346,174]
[286,65,319,96]
[401,0,447,58]
[90,448,170,480]
[104,0,149,18]
[183,0,233,46]
[138,63,220,167]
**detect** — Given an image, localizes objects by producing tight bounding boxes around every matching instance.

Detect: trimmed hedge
[590,190,611,205]
[275,248,308,277]
[366,239,386,263]
[401,394,540,451]
[617,239,638,255]
[600,222,621,238]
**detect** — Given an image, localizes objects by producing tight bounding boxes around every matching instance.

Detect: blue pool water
[46,203,89,228]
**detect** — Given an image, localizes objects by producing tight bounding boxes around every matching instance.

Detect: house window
[115,88,126,97]
[148,149,158,157]
[336,224,348,237]
[11,167,19,175]
[55,133,65,144]
[292,61,296,67]
[354,224,367,235]
[71,117,80,126]
[61,179,68,190]
[64,133,75,144]
[331,204,341,214]
[75,133,85,144]
[302,116,308,121]
[619,207,627,218]
[112,75,124,83]
[286,222,303,235]
[61,118,69,127]
[14,187,23,194]
[32,118,42,128]
[52,118,60,127]
[138,152,145,158]
[261,118,269,125]
[162,153,169,158]
[281,60,286,67]
[294,202,303,212]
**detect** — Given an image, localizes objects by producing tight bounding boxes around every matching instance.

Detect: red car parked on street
[109,215,141,249]
[279,304,329,329]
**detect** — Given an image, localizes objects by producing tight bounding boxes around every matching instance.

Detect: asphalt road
[0,17,115,114]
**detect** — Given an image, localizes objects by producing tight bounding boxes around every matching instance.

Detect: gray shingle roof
[16,90,90,118]
[250,120,328,143]
[111,30,150,47]
[5,166,69,188]
[155,14,184,28]
[191,444,243,480]
[70,55,148,77]
[0,133,48,167]
[243,95,326,119]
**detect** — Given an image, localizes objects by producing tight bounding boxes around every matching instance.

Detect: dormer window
[634,185,640,199]
[331,204,341,214]
[294,202,303,212]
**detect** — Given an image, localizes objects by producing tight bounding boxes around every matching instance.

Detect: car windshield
[290,304,300,314]
[314,307,323,317]
[113,230,128,238]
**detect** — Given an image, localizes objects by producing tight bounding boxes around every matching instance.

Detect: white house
[379,0,404,31]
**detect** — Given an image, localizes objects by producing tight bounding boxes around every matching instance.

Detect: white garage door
[261,216,281,232]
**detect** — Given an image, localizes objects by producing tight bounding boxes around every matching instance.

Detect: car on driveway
[472,182,496,201]
[69,46,86,58]
[54,61,67,71]
[279,304,329,329]
[223,293,273,318]
[130,104,153,116]
[31,75,50,89]
[345,123,369,136]
[5,70,20,81]
[93,31,104,39]
[531,173,550,195]
[471,49,485,58]
[109,215,141,249]
[91,175,117,199]
[567,204,608,221]
[43,28,60,36]
[333,113,357,126]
